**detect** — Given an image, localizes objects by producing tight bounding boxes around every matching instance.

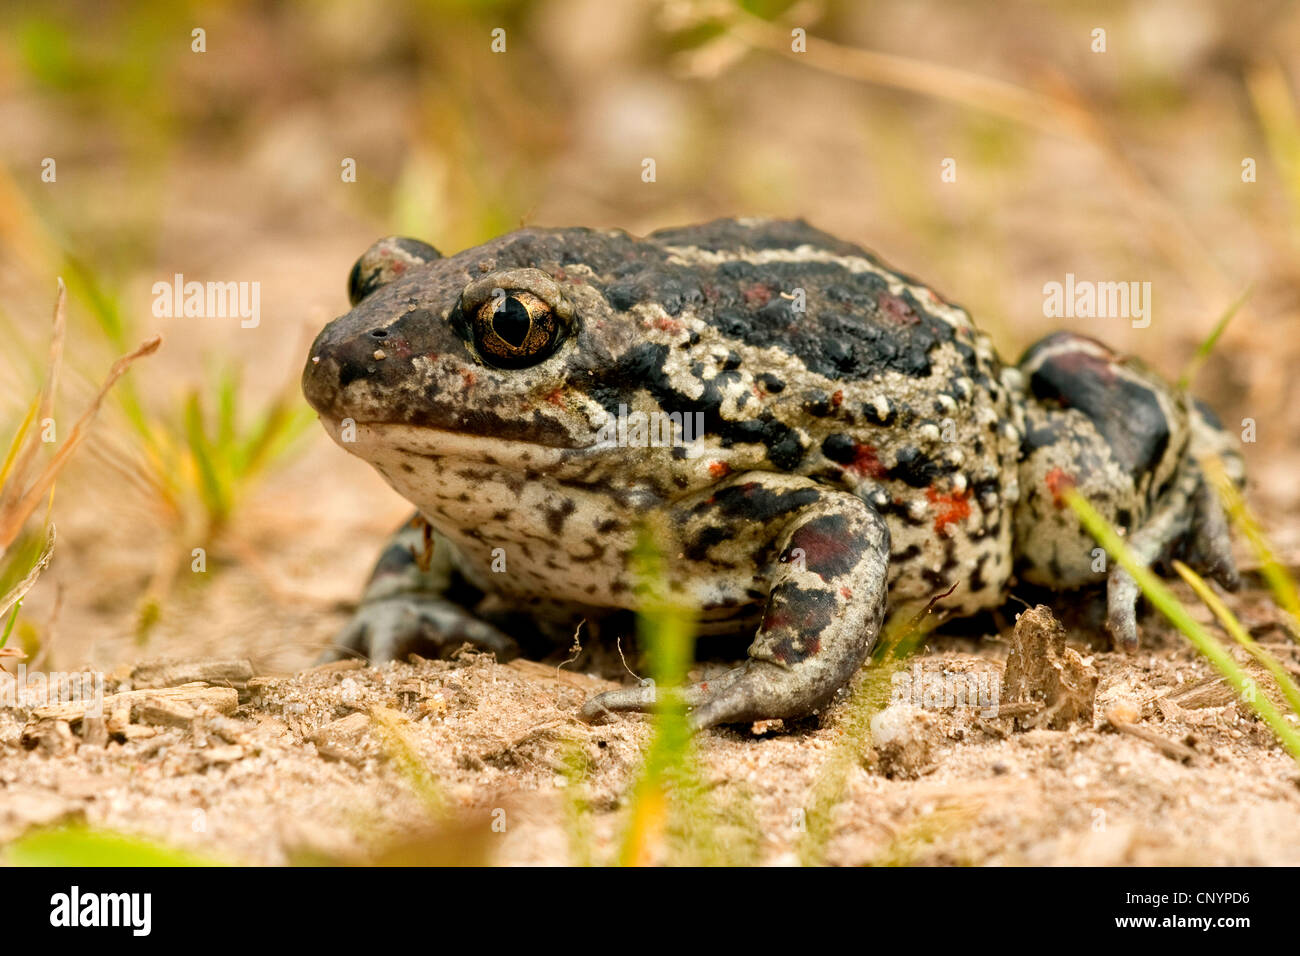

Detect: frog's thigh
[691,490,891,727]
[581,484,890,728]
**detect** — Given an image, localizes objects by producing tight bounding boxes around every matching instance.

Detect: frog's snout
[302,321,399,417]
[303,305,454,424]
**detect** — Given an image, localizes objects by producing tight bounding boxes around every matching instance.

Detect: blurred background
[1,0,1297,674]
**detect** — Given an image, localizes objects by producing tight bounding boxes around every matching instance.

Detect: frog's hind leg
[580,485,891,730]
[1015,332,1242,651]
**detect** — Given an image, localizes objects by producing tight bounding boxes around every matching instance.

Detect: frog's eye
[472,290,562,369]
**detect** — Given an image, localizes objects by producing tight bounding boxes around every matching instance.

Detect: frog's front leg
[581,481,890,729]
[320,514,519,663]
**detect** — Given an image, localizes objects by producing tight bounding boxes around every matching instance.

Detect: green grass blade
[617,529,699,866]
[6,825,224,866]
[798,601,940,866]
[1177,284,1252,391]
[182,392,228,527]
[0,598,20,650]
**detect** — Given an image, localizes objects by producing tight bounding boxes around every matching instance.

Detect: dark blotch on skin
[821,433,857,465]
[803,390,832,417]
[890,446,941,488]
[373,542,419,577]
[763,585,836,664]
[697,482,822,524]
[543,498,577,536]
[785,513,857,579]
[593,342,806,470]
[685,525,730,562]
[1022,332,1171,482]
[603,265,704,316]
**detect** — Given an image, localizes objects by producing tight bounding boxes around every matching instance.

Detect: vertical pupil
[493,297,532,348]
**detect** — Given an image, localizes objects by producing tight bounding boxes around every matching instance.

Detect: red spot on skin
[554,267,566,280]
[461,369,477,388]
[544,387,566,408]
[1045,467,1077,508]
[390,260,408,276]
[788,525,853,576]
[742,284,772,308]
[879,293,919,324]
[831,390,843,409]
[926,486,972,535]
[846,443,887,479]
[840,586,853,600]
[708,461,731,479]
[654,316,682,333]
[762,606,794,632]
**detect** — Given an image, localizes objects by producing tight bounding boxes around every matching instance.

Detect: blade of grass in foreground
[1066,489,1300,763]
[6,826,223,866]
[1173,560,1300,717]
[617,531,697,867]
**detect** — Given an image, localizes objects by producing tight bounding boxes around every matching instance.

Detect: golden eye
[472,290,562,368]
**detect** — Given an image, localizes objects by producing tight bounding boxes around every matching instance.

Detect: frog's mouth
[316,416,598,470]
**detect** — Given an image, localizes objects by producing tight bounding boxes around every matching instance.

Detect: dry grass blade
[720,5,1241,315]
[0,333,161,548]
[730,11,1082,138]
[1,280,67,524]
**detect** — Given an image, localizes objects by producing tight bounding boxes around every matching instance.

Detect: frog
[301,218,1243,730]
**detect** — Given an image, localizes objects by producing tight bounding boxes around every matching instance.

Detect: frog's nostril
[370,329,388,339]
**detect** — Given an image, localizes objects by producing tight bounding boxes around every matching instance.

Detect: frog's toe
[318,596,519,664]
[577,667,749,725]
[684,661,800,729]
[578,682,660,723]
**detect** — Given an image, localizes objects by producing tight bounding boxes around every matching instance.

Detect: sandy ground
[3,513,1299,866]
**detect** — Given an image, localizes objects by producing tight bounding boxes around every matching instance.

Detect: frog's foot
[319,595,519,664]
[581,490,890,730]
[1106,467,1237,652]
